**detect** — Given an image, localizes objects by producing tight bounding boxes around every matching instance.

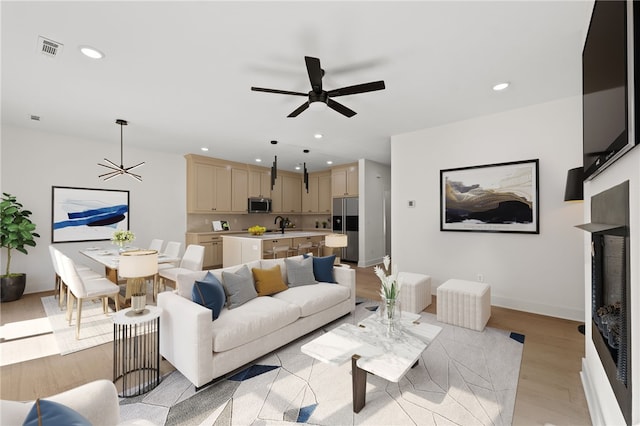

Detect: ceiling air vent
[37,36,63,57]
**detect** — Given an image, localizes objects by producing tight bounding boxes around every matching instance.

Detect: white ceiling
[1,1,593,173]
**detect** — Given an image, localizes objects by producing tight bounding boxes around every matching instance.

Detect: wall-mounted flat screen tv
[582,0,638,181]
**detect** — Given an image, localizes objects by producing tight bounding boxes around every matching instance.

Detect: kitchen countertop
[222,231,330,240]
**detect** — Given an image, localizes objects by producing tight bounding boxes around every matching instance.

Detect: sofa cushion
[252,265,288,296]
[272,283,350,317]
[304,254,336,283]
[23,399,91,426]
[221,265,258,309]
[284,256,317,287]
[212,296,300,352]
[192,272,226,320]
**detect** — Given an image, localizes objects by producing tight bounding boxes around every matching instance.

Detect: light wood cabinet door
[331,163,358,197]
[231,167,248,213]
[189,160,231,213]
[248,167,271,198]
[282,175,302,213]
[318,172,332,213]
[301,174,319,213]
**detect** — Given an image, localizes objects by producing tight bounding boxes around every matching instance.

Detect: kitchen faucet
[274,216,289,234]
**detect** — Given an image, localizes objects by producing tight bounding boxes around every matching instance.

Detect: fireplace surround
[578,180,632,424]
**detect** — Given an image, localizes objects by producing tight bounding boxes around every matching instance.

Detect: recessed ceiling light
[326,160,333,165]
[201,147,209,152]
[295,165,301,170]
[314,133,323,139]
[255,158,262,162]
[492,82,510,91]
[79,45,104,59]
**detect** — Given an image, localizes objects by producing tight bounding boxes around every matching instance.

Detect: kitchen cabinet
[186,154,250,214]
[186,233,223,269]
[231,167,248,212]
[248,166,272,198]
[271,171,301,213]
[187,158,232,213]
[331,163,359,197]
[302,171,331,214]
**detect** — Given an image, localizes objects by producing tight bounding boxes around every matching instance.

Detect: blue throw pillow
[192,271,226,320]
[304,254,336,283]
[23,399,91,426]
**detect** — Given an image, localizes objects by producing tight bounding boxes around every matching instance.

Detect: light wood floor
[1,264,591,425]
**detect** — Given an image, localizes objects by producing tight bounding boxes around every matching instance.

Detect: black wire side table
[113,306,162,397]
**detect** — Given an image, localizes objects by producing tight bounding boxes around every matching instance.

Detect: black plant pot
[1,274,26,302]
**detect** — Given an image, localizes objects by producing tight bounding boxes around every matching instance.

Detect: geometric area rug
[120,300,525,426]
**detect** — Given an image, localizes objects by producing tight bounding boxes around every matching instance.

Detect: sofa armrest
[333,266,356,311]
[157,291,214,387]
[0,380,121,426]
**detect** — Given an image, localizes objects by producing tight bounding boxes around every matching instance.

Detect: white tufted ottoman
[437,279,491,331]
[397,272,432,314]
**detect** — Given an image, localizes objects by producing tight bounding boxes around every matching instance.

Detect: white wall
[391,96,585,320]
[581,147,640,425]
[359,159,391,267]
[0,125,186,294]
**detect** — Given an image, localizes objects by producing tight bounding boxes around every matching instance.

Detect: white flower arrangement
[111,230,135,247]
[374,255,400,300]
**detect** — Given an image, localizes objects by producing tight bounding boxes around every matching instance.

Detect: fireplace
[579,181,632,424]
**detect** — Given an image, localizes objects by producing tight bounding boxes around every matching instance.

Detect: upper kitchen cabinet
[302,171,331,214]
[186,154,248,214]
[331,163,358,197]
[248,165,272,198]
[271,170,301,213]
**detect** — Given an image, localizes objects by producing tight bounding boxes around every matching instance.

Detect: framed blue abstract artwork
[51,186,130,243]
[440,159,539,234]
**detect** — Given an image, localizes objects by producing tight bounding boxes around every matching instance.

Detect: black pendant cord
[120,121,124,168]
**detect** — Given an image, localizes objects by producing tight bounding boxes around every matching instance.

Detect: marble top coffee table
[301,312,442,413]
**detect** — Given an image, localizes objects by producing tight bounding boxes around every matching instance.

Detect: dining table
[80,246,180,301]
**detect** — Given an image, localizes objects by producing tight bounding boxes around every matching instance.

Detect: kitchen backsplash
[187,213,333,233]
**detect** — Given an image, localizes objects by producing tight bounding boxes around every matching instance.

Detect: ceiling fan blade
[287,102,310,118]
[98,162,120,171]
[100,170,123,180]
[327,98,356,118]
[126,172,143,182]
[251,87,307,96]
[305,56,323,93]
[327,80,386,97]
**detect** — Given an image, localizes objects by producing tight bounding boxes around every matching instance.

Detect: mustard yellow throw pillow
[252,265,288,296]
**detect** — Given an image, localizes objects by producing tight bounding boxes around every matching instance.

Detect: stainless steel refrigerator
[332,197,358,262]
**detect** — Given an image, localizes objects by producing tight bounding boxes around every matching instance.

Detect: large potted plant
[1,193,40,302]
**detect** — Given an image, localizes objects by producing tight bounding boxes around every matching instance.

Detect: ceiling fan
[251,56,385,118]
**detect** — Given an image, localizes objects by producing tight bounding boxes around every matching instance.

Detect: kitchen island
[222,231,330,267]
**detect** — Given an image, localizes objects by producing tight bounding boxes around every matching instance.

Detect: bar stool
[296,241,314,255]
[263,245,295,259]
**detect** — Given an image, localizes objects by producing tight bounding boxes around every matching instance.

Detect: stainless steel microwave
[248,197,272,213]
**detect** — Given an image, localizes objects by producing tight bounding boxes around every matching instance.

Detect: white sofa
[0,380,154,425]
[157,256,356,388]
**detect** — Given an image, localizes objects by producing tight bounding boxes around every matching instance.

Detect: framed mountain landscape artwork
[440,159,539,234]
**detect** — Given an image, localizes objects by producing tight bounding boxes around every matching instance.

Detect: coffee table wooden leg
[352,354,367,413]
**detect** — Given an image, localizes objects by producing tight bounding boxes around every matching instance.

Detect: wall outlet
[476,274,484,282]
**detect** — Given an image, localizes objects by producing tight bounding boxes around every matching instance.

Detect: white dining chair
[157,241,182,270]
[57,252,120,339]
[156,244,205,299]
[148,239,164,252]
[49,245,101,308]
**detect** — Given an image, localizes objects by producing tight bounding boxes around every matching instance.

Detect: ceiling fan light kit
[98,119,145,182]
[251,56,385,118]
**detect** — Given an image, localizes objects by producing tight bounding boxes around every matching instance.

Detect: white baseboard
[580,358,601,426]
[491,295,584,322]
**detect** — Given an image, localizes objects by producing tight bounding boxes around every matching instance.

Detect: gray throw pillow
[221,265,257,309]
[285,256,318,287]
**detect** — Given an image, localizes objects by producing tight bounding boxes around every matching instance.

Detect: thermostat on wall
[408,200,416,208]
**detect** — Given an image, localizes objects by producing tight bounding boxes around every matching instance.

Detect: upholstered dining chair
[157,241,182,271]
[148,239,164,252]
[49,245,101,308]
[57,252,120,339]
[156,244,205,299]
